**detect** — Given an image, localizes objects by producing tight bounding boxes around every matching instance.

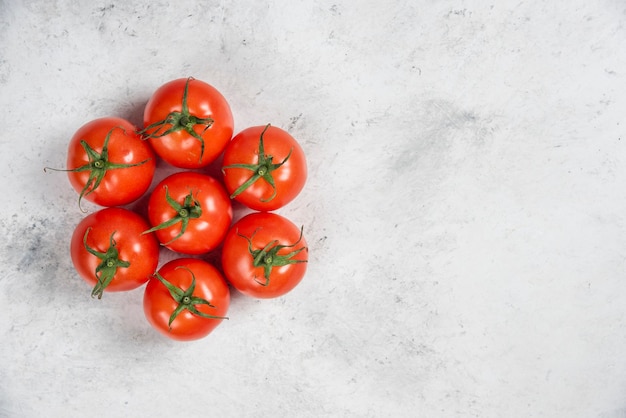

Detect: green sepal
[141,186,202,245]
[153,267,228,329]
[44,126,151,212]
[82,228,131,299]
[137,77,214,163]
[238,226,307,286]
[222,124,293,202]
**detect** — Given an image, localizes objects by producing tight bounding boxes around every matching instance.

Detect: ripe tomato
[144,172,232,255]
[70,207,159,299]
[221,212,308,298]
[62,117,156,210]
[222,124,307,211]
[143,258,230,341]
[141,77,234,168]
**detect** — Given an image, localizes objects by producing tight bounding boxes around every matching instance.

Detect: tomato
[144,172,232,255]
[221,212,308,298]
[70,207,159,299]
[143,258,230,341]
[61,117,156,210]
[141,77,234,168]
[222,124,307,211]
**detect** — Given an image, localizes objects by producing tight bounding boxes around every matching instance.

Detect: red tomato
[221,212,308,298]
[141,77,234,168]
[143,258,230,341]
[222,124,307,211]
[70,207,159,299]
[144,172,232,255]
[63,117,156,210]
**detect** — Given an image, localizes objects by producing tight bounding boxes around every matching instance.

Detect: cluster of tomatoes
[50,77,308,341]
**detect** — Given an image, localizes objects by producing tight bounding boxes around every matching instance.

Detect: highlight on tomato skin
[220,212,308,299]
[141,77,234,169]
[62,117,156,210]
[221,124,307,211]
[143,258,231,341]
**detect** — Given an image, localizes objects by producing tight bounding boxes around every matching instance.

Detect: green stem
[238,226,308,286]
[222,124,293,202]
[153,267,228,329]
[141,187,202,245]
[83,228,130,299]
[138,77,214,163]
[43,126,151,212]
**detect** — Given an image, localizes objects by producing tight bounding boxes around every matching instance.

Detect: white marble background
[1,1,626,417]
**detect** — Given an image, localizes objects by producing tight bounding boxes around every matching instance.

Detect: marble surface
[2,1,626,416]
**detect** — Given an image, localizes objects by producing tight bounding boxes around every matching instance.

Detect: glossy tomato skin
[66,117,156,207]
[70,207,159,294]
[146,172,232,255]
[143,258,230,341]
[143,78,234,168]
[221,212,308,298]
[222,125,307,211]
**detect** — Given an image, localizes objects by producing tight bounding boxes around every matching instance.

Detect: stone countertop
[1,1,626,417]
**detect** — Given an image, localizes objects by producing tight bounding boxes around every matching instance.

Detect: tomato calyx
[83,228,130,299]
[142,186,202,245]
[44,126,152,212]
[153,267,228,329]
[238,226,307,286]
[138,77,214,162]
[222,124,293,202]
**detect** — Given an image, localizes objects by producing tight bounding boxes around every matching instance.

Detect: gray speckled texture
[2,1,626,416]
